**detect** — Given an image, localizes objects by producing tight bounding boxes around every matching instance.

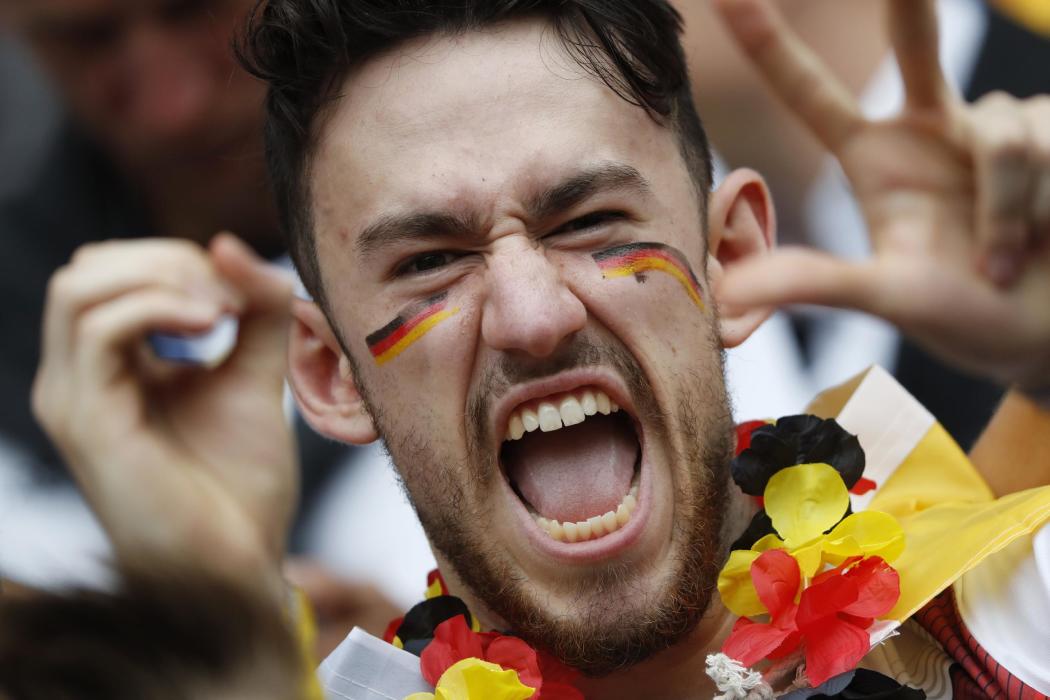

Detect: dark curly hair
[238,0,714,312]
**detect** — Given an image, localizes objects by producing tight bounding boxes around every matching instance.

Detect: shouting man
[29,0,1050,698]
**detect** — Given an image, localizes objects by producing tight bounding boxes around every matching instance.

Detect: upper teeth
[505,388,620,441]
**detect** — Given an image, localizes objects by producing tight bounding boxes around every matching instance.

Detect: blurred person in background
[679,0,1050,443]
[0,0,413,646]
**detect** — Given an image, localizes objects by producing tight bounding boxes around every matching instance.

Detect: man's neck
[575,602,738,699]
[577,486,756,699]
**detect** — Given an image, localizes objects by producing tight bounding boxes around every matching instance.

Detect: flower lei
[384,570,583,700]
[382,416,922,699]
[716,416,920,698]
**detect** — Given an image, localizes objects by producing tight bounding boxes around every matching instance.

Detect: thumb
[209,233,294,374]
[718,247,884,316]
[210,233,295,315]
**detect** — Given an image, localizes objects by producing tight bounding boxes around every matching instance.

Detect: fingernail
[982,250,1021,287]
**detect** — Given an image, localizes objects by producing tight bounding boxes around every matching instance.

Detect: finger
[968,92,1033,286]
[712,0,863,151]
[210,233,294,315]
[888,0,951,110]
[210,234,294,375]
[44,242,244,356]
[717,247,887,316]
[1023,97,1050,248]
[74,291,224,389]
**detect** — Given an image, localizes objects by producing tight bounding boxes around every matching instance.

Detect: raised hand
[32,235,296,599]
[713,0,1050,390]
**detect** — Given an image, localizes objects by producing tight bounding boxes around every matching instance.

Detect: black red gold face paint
[592,242,705,311]
[366,293,460,365]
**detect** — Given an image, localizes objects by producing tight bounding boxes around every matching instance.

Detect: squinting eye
[401,251,457,275]
[559,211,625,233]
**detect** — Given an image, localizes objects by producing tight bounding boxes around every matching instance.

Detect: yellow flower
[405,658,536,700]
[718,462,905,617]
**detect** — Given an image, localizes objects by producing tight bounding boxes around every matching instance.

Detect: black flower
[393,595,473,656]
[731,415,865,496]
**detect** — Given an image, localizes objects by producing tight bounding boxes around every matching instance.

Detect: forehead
[309,18,687,254]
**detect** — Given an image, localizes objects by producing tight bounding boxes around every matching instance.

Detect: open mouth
[499,387,642,544]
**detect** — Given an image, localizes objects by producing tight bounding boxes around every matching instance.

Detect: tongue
[503,413,638,524]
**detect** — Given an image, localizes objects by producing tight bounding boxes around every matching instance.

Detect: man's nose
[481,244,587,357]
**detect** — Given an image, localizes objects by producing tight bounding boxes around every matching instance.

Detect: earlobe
[706,168,778,348]
[288,299,379,445]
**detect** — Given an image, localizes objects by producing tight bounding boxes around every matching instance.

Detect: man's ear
[707,168,777,348]
[288,299,378,445]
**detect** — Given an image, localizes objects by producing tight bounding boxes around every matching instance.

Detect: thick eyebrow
[356,211,482,259]
[525,162,653,222]
[354,162,652,259]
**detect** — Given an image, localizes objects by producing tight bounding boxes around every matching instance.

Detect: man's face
[309,20,735,673]
[10,0,263,166]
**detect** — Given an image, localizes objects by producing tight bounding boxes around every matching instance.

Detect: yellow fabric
[861,423,1050,622]
[992,0,1050,36]
[291,587,326,700]
[886,485,1050,621]
[868,423,994,519]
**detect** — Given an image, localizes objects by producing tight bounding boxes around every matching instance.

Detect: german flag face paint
[593,242,705,312]
[366,293,460,366]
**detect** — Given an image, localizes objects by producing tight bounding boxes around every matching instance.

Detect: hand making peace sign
[713,0,1050,391]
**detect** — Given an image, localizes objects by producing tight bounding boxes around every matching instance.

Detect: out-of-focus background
[0,0,1047,612]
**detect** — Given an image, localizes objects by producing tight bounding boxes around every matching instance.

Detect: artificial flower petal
[421,616,486,686]
[751,533,787,553]
[751,549,801,622]
[731,416,864,496]
[432,658,536,700]
[731,510,777,551]
[486,636,542,690]
[722,617,800,668]
[801,616,871,686]
[405,693,436,700]
[849,477,877,496]
[793,539,827,578]
[735,420,770,457]
[397,596,474,657]
[796,574,860,630]
[823,512,906,565]
[718,549,765,617]
[765,463,851,547]
[838,558,900,619]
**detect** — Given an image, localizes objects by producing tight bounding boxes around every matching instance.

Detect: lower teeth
[535,485,638,542]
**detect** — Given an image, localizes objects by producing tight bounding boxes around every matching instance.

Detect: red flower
[849,477,878,496]
[723,551,900,686]
[734,420,768,456]
[421,616,582,699]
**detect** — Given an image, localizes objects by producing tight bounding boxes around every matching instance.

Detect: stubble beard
[359,334,736,676]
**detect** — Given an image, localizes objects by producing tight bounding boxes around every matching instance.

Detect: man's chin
[498,554,720,677]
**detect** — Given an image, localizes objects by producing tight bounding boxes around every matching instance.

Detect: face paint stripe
[594,244,705,311]
[594,243,702,288]
[366,292,449,348]
[371,308,459,365]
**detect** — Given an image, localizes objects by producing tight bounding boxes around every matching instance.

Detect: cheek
[556,243,714,358]
[355,294,481,437]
